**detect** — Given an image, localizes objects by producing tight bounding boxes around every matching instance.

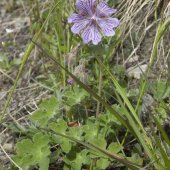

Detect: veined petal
[71,19,89,34]
[76,0,96,16]
[82,23,102,45]
[91,25,102,45]
[96,2,117,17]
[97,18,119,36]
[98,18,120,28]
[68,13,84,23]
[81,26,92,44]
[102,27,115,36]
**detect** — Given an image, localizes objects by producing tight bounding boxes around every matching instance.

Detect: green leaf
[107,142,123,154]
[39,156,50,170]
[96,158,110,170]
[151,80,170,100]
[0,53,10,70]
[127,153,143,167]
[89,137,107,149]
[63,164,71,170]
[83,119,99,141]
[45,127,141,169]
[31,96,59,127]
[49,120,72,153]
[67,127,83,140]
[113,64,126,78]
[49,120,68,134]
[105,109,121,125]
[12,58,22,66]
[64,87,89,107]
[13,132,50,170]
[65,147,90,170]
[61,140,72,153]
[155,107,168,124]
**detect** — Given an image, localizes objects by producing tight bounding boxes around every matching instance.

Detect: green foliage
[49,120,72,153]
[31,96,60,127]
[13,133,50,170]
[150,80,170,100]
[64,147,90,170]
[0,53,21,70]
[127,153,143,168]
[14,100,142,169]
[108,142,123,154]
[64,87,89,107]
[8,1,170,170]
[96,158,110,170]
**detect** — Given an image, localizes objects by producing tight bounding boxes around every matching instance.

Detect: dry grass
[117,0,169,78]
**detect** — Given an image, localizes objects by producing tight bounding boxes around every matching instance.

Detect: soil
[0,0,169,169]
[0,1,50,168]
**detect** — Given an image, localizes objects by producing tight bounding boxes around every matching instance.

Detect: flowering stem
[57,37,66,87]
[96,60,102,117]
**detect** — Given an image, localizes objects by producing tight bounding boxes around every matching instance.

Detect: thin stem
[96,62,102,117]
[57,37,66,87]
[154,0,158,20]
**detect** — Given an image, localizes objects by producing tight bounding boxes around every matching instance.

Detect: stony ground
[0,1,50,168]
[0,0,169,169]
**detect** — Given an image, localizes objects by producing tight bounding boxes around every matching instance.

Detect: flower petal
[96,2,117,17]
[82,23,102,45]
[68,13,84,23]
[97,18,119,36]
[81,27,91,44]
[71,19,89,34]
[76,0,96,16]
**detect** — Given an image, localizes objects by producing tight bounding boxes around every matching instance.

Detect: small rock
[3,143,13,153]
[128,55,139,63]
[127,64,147,79]
[5,28,14,34]
[19,52,24,58]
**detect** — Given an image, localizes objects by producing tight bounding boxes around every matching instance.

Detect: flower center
[91,15,96,21]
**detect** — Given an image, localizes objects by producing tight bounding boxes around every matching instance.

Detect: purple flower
[68,0,120,45]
